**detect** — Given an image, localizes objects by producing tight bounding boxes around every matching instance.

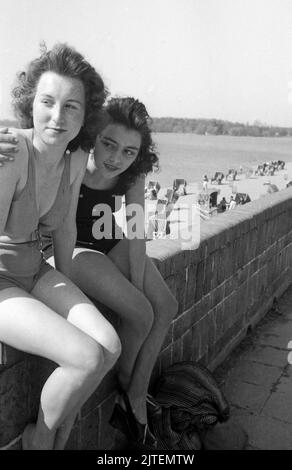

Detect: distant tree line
[150,117,292,137]
[1,116,292,138]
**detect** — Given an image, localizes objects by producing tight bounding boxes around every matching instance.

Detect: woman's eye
[65,104,78,110]
[102,141,113,149]
[125,150,135,157]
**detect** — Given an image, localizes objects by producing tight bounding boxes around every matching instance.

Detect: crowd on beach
[196,158,287,213]
[144,157,289,236]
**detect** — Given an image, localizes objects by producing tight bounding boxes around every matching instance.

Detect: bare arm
[51,150,88,278]
[125,175,146,291]
[0,132,26,233]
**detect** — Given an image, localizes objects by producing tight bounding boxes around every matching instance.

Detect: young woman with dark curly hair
[71,97,178,448]
[0,96,178,449]
[0,43,122,450]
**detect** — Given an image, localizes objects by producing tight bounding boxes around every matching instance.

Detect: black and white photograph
[0,0,292,456]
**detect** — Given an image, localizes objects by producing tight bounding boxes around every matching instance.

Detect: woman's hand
[0,128,18,165]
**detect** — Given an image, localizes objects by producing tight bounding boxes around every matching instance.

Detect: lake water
[147,133,292,187]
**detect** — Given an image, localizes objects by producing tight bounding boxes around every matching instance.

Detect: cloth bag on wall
[148,361,247,450]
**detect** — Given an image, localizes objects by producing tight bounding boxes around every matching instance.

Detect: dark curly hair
[11,42,108,152]
[102,97,159,193]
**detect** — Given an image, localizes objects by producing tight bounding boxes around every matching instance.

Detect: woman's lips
[104,162,120,171]
[47,128,67,134]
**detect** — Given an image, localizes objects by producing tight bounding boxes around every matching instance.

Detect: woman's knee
[65,336,105,382]
[69,315,121,374]
[78,329,121,380]
[76,338,105,379]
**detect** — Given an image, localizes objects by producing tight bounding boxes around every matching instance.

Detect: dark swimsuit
[75,183,125,254]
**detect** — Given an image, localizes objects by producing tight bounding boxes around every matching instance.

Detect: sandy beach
[115,163,292,238]
[159,162,292,204]
[157,162,292,213]
[143,162,292,239]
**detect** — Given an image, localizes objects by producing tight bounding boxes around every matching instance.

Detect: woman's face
[94,123,141,179]
[32,71,85,148]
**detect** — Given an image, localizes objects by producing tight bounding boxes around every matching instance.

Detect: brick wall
[1,187,292,450]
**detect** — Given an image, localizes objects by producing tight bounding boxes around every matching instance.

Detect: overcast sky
[1,0,292,126]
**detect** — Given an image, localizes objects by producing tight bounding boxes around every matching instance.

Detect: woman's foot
[115,381,148,424]
[110,391,157,449]
[22,423,36,450]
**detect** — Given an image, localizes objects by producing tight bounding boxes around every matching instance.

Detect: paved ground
[213,283,292,450]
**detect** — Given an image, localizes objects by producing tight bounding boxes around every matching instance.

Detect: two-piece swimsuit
[0,130,72,292]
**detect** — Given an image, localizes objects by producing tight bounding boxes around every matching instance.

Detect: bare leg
[108,240,178,422]
[70,240,178,424]
[31,268,121,450]
[71,248,154,392]
[0,270,120,450]
[53,410,78,450]
[0,289,103,449]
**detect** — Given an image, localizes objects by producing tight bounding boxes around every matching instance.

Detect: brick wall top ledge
[147,187,292,266]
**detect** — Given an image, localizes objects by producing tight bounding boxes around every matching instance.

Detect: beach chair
[148,215,168,239]
[149,181,161,192]
[155,199,168,215]
[197,191,210,208]
[277,160,285,170]
[165,188,174,203]
[209,191,219,207]
[145,181,161,199]
[265,165,275,176]
[149,189,158,200]
[235,192,251,205]
[147,200,167,239]
[211,172,224,184]
[173,179,187,195]
[146,195,175,239]
[226,169,237,181]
